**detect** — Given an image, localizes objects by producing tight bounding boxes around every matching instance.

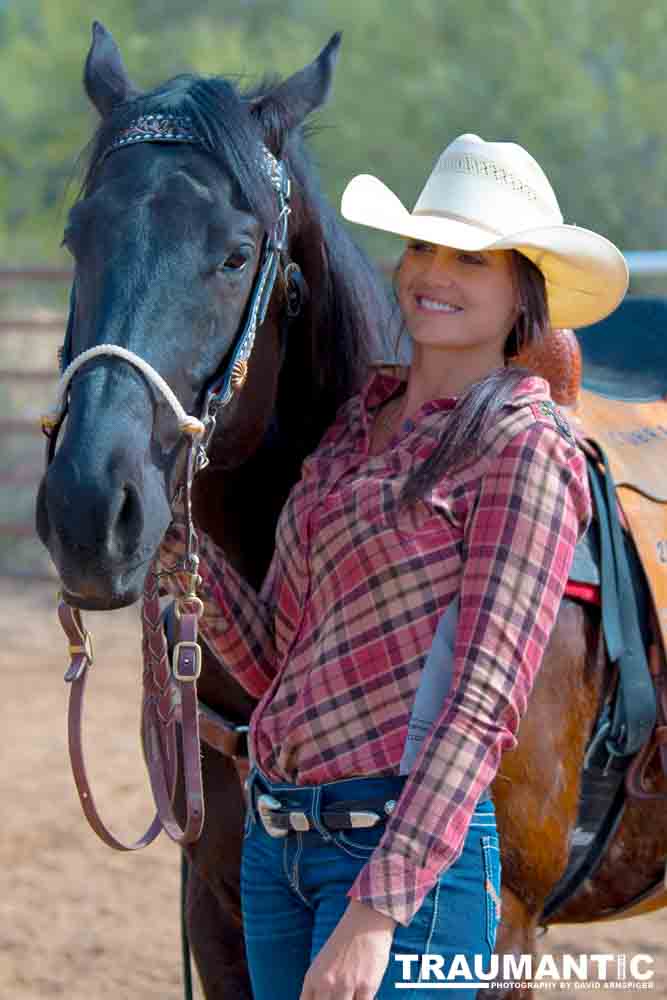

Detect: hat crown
[413,134,563,235]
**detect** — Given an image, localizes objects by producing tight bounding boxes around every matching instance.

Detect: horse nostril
[112,483,144,556]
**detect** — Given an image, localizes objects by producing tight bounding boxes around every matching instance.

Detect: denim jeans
[240,767,501,999]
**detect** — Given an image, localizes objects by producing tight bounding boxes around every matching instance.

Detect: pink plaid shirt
[162,367,591,925]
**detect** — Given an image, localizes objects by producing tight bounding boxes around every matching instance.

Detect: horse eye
[219,250,250,273]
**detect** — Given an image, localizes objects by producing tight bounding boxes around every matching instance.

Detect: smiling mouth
[415,295,463,314]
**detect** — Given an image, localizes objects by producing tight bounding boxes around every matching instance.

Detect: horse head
[36,22,384,610]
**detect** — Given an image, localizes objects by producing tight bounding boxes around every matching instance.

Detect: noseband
[43,115,299,850]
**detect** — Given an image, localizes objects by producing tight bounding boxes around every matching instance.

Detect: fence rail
[1,267,68,579]
[1,418,46,434]
[0,267,72,284]
[0,316,67,332]
[0,370,58,382]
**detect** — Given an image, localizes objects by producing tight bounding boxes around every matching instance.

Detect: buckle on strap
[257,794,291,838]
[172,641,202,681]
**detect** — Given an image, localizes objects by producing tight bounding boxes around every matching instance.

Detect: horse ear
[253,32,342,137]
[84,21,139,117]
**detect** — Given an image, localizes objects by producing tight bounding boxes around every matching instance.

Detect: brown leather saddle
[516,313,667,656]
[516,315,667,779]
[522,303,667,924]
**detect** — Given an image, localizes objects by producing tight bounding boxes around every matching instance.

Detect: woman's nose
[426,247,456,281]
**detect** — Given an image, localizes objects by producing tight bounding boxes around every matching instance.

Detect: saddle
[514,308,667,925]
[517,312,667,654]
[516,314,667,778]
[521,305,667,925]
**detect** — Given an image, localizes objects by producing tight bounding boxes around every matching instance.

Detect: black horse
[37,21,393,997]
[37,22,667,1000]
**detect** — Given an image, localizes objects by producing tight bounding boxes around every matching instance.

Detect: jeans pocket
[331,820,386,860]
[481,834,502,952]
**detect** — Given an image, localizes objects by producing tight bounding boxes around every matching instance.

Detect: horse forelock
[81,75,276,231]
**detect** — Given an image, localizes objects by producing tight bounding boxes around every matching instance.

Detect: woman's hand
[299,899,396,1000]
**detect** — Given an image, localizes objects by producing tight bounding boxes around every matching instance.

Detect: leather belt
[255,793,397,839]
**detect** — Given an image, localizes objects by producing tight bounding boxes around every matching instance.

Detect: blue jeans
[241,768,501,999]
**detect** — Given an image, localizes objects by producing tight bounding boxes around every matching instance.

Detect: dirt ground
[1,578,665,999]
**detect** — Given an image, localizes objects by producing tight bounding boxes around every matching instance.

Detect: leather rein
[42,115,298,850]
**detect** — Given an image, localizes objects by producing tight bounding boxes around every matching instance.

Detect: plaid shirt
[161,368,591,925]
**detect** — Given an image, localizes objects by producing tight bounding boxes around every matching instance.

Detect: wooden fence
[0,267,71,576]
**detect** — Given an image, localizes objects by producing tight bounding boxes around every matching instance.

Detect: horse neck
[190,182,387,716]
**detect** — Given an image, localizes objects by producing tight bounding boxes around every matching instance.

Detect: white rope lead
[41,344,206,437]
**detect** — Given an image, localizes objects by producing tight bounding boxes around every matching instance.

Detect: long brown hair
[399,251,549,506]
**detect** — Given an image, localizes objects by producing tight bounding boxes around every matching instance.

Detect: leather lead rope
[60,600,164,850]
[61,562,207,849]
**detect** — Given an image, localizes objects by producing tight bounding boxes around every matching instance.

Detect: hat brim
[341,174,629,329]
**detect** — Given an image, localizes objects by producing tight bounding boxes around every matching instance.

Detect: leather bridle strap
[60,549,208,849]
[142,562,205,843]
[60,600,165,850]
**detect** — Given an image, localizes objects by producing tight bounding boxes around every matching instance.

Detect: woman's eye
[407,240,435,254]
[217,249,251,273]
[457,252,485,265]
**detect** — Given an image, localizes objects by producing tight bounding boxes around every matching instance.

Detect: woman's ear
[84,21,139,117]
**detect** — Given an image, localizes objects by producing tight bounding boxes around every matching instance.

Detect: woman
[162,133,627,999]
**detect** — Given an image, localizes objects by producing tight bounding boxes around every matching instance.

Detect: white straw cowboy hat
[341,133,628,329]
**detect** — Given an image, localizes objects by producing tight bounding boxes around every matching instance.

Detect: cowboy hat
[341,133,628,329]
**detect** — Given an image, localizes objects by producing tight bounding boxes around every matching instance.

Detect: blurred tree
[0,0,665,268]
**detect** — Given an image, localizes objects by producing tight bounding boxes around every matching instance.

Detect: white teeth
[418,296,462,313]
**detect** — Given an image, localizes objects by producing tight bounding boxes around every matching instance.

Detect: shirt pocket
[358,475,464,544]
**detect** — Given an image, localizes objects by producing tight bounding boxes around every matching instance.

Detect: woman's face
[397,242,519,359]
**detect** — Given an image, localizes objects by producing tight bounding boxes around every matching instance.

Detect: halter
[44,115,299,850]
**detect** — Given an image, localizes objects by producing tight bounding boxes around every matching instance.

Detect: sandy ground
[1,578,665,999]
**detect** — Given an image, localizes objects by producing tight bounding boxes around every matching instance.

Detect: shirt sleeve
[159,510,279,700]
[347,421,592,925]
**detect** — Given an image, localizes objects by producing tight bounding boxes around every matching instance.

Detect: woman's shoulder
[486,373,578,456]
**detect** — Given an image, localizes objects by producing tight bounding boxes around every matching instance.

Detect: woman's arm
[348,420,592,925]
[160,512,280,700]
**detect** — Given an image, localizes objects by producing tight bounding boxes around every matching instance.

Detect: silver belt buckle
[257,793,288,838]
[257,793,311,837]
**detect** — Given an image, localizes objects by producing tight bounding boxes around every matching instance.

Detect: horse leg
[183,747,252,999]
[486,890,541,998]
[186,862,251,999]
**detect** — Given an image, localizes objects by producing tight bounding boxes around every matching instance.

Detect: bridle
[42,113,301,849]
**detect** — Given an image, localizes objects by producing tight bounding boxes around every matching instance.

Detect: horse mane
[80,72,395,456]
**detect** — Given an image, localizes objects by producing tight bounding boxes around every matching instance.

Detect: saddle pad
[574,389,667,502]
[616,485,667,659]
[569,524,601,586]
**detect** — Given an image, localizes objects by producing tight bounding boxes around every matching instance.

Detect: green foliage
[0,0,666,266]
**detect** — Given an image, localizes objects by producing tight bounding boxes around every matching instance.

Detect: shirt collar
[360,366,459,417]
